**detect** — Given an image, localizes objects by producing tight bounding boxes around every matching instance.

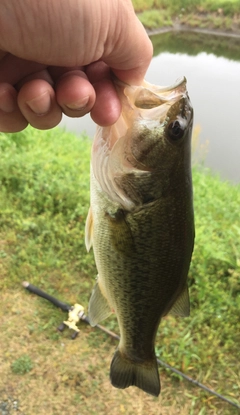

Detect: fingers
[0,83,28,132]
[17,70,98,128]
[55,65,121,126]
[17,79,62,130]
[0,55,58,132]
[55,70,96,118]
[86,62,121,126]
[0,61,61,132]
[0,79,62,132]
[0,62,122,133]
[90,79,121,126]
[0,63,122,133]
[0,69,97,132]
[55,64,122,126]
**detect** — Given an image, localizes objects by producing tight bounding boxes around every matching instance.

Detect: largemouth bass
[85,77,194,397]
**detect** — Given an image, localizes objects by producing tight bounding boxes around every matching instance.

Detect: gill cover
[91,78,189,211]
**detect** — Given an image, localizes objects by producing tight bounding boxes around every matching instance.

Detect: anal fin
[88,281,112,326]
[168,284,190,317]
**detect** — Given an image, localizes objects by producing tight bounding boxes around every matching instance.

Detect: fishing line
[22,281,240,410]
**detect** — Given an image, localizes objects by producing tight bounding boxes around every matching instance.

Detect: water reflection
[151,30,240,61]
[145,52,240,183]
[59,33,240,183]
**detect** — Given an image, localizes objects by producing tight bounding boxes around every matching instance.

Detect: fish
[85,76,194,397]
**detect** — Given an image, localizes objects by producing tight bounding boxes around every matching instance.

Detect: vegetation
[133,0,240,15]
[0,127,239,414]
[136,9,172,29]
[150,31,240,61]
[11,355,33,375]
[132,0,240,32]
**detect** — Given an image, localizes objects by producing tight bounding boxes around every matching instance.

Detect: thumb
[103,9,153,85]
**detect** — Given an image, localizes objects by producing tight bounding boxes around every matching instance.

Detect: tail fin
[110,349,160,397]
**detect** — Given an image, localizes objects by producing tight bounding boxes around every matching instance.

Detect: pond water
[59,31,240,183]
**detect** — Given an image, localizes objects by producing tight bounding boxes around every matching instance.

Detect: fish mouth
[121,77,189,111]
[150,76,187,94]
[112,75,189,113]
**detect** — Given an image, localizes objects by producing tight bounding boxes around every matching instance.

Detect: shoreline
[146,22,240,39]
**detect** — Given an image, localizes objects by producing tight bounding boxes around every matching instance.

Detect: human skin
[0,0,153,132]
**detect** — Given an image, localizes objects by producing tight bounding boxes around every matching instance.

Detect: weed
[11,355,33,375]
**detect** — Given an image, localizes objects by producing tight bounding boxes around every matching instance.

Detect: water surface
[60,31,240,183]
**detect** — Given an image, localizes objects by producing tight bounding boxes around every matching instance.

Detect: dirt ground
[0,289,236,415]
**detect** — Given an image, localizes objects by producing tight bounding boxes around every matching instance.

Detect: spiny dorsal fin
[88,281,112,327]
[168,284,190,317]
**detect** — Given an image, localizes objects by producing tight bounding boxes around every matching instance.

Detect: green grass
[0,126,239,414]
[11,355,33,374]
[133,0,240,15]
[137,9,173,29]
[132,0,240,32]
[0,128,95,298]
[202,0,240,15]
[179,12,236,30]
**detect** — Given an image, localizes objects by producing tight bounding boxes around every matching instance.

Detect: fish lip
[112,75,186,92]
[113,76,188,110]
[155,76,187,92]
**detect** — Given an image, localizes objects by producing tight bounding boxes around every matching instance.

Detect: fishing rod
[22,281,240,410]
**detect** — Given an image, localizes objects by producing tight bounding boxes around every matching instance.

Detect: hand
[0,0,152,132]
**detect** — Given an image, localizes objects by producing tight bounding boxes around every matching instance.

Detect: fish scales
[85,77,194,397]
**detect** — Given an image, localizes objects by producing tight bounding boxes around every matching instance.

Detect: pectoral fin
[106,209,135,256]
[88,281,112,326]
[168,284,190,317]
[85,206,93,252]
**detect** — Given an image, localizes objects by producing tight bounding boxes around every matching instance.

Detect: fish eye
[167,120,185,141]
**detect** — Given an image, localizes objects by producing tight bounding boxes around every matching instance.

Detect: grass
[11,355,33,375]
[133,0,240,14]
[137,9,173,29]
[179,12,236,30]
[0,126,239,414]
[132,0,240,32]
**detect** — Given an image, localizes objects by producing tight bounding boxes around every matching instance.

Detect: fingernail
[26,91,51,115]
[65,96,89,111]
